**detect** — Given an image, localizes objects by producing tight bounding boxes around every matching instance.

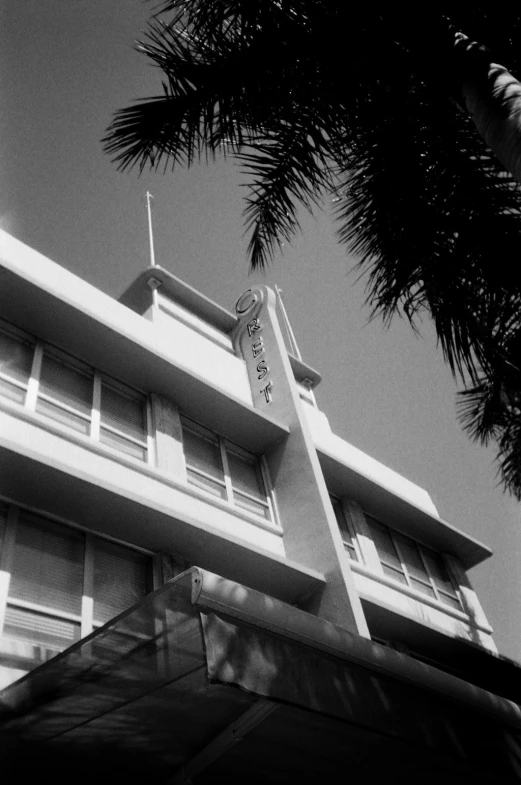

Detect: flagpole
[146,191,157,267]
[275,285,302,361]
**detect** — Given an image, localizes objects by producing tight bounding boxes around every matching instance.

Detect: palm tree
[104,2,521,498]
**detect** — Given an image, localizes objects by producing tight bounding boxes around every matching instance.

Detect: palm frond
[239,122,335,269]
[103,14,259,171]
[333,64,521,382]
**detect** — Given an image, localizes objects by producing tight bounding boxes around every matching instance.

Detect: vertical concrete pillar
[232,286,369,636]
[150,393,187,481]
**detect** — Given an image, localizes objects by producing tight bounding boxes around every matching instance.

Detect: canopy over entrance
[1,569,520,783]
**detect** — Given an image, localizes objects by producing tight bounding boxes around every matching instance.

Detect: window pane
[9,514,84,616]
[422,549,459,597]
[395,534,429,583]
[0,377,28,404]
[100,427,147,461]
[234,492,270,520]
[93,539,150,626]
[38,352,93,416]
[382,564,408,584]
[227,450,267,502]
[409,577,436,598]
[367,518,403,572]
[187,468,227,500]
[101,383,146,444]
[438,592,463,611]
[3,605,81,651]
[0,329,34,386]
[36,398,90,434]
[183,426,224,482]
[330,498,358,560]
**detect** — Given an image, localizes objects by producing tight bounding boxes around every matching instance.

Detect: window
[0,325,34,404]
[181,417,273,522]
[330,496,359,561]
[0,506,152,665]
[0,321,149,463]
[99,378,148,462]
[366,516,463,611]
[37,348,94,435]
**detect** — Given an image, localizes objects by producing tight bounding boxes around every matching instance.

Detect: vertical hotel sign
[234,288,273,408]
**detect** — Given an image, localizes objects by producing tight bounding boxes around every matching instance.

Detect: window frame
[0,320,152,466]
[180,415,276,525]
[366,516,464,612]
[329,495,360,562]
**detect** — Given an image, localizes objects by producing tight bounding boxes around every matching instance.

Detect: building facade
[0,230,520,782]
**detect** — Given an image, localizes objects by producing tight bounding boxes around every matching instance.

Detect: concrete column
[232,286,369,636]
[150,393,187,480]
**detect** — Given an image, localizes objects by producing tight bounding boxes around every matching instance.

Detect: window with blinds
[181,417,273,522]
[0,506,152,664]
[36,350,93,434]
[0,319,149,463]
[366,516,463,611]
[0,325,35,405]
[227,449,271,520]
[330,496,358,561]
[100,380,148,462]
[92,539,150,627]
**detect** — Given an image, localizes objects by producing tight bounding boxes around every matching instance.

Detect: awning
[1,568,520,783]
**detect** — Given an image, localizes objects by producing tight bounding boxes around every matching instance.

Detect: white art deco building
[0,230,520,783]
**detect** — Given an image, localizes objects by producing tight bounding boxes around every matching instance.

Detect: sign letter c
[235,289,258,315]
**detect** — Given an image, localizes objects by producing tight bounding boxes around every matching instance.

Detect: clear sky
[2,1,520,659]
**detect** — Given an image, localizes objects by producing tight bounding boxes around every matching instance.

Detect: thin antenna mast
[275,285,302,361]
[146,191,157,267]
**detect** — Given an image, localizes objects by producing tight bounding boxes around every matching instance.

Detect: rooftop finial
[274,285,302,361]
[146,191,157,267]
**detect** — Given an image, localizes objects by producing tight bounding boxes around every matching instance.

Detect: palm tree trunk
[454,33,521,184]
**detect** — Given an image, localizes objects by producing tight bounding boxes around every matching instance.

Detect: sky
[1,1,520,660]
